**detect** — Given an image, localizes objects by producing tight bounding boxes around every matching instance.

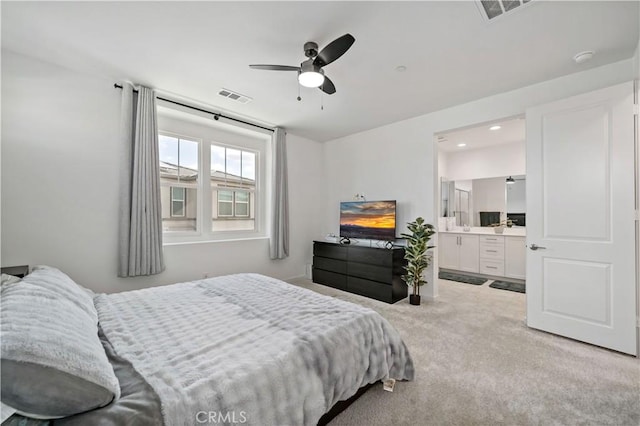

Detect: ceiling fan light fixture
[298,71,325,88]
[298,60,325,88]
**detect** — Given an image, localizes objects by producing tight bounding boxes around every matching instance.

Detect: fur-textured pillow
[1,266,120,418]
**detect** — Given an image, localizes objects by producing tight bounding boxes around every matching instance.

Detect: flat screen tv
[340,200,397,241]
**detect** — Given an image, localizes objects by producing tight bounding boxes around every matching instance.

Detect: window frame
[157,103,269,244]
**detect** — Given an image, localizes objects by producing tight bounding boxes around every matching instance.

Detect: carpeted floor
[288,276,640,426]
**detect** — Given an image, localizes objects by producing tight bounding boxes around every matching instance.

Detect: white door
[526,82,637,355]
[439,234,460,270]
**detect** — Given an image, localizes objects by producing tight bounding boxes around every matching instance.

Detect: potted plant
[401,217,436,305]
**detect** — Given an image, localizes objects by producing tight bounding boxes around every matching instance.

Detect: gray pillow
[0,266,120,418]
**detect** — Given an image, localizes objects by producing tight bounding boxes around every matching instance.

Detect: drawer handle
[486,238,497,240]
[486,266,498,269]
[486,250,497,253]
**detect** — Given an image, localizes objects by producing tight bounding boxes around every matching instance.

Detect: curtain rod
[113,84,274,133]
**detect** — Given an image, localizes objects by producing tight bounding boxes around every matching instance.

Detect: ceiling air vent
[476,0,533,21]
[218,88,252,104]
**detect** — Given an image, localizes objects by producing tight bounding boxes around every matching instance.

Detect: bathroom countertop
[439,227,526,237]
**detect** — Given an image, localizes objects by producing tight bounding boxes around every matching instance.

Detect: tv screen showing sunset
[340,200,396,241]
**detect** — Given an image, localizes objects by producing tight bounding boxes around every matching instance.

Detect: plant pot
[494,225,505,234]
[409,294,421,305]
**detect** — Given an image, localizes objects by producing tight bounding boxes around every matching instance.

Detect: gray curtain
[269,127,289,259]
[118,83,165,277]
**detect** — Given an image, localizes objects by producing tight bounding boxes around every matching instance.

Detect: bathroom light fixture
[506,176,515,184]
[298,60,325,88]
[457,143,467,147]
[490,125,501,131]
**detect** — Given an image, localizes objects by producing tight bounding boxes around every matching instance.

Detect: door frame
[433,113,524,300]
[431,87,639,355]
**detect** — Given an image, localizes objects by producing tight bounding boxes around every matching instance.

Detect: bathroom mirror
[506,175,526,226]
[440,177,456,217]
[440,175,526,227]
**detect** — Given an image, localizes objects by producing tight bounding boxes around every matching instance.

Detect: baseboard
[284,274,307,282]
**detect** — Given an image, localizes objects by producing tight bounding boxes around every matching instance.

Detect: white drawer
[480,235,504,245]
[480,259,505,276]
[479,244,505,260]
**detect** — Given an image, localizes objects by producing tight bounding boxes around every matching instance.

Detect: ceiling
[2,1,638,142]
[438,116,525,152]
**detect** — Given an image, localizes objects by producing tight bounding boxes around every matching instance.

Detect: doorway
[437,116,527,291]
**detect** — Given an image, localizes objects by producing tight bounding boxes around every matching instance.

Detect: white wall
[323,58,635,299]
[1,50,325,293]
[444,141,526,181]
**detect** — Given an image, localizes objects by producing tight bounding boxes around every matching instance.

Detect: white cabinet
[459,235,480,272]
[439,233,479,273]
[439,234,460,270]
[505,236,526,279]
[440,232,526,280]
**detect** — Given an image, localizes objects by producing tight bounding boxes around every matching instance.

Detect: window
[211,145,256,231]
[159,134,199,232]
[217,190,234,217]
[234,191,250,217]
[170,187,186,217]
[157,102,268,242]
[216,190,250,218]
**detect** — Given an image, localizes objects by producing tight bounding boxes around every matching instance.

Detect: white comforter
[94,273,414,426]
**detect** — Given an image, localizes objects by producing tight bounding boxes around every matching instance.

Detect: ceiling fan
[249,33,355,95]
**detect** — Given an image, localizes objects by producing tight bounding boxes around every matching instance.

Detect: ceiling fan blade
[314,34,355,67]
[319,76,336,95]
[249,64,300,71]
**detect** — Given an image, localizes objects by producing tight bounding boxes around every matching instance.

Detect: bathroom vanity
[439,227,526,280]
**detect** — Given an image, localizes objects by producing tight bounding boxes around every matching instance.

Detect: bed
[1,266,414,425]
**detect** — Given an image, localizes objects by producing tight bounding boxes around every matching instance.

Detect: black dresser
[312,241,407,304]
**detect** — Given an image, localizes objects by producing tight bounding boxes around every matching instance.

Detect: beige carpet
[288,277,640,426]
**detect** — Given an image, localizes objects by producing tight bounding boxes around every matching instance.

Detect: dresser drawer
[480,235,504,245]
[347,276,392,303]
[313,257,347,274]
[313,242,347,260]
[348,262,393,284]
[348,246,392,267]
[312,268,347,290]
[480,259,505,276]
[479,244,505,260]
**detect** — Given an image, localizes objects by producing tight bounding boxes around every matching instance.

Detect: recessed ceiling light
[395,65,407,72]
[573,51,594,64]
[457,143,467,147]
[489,125,501,131]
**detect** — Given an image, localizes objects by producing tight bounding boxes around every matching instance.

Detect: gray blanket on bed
[94,273,414,426]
